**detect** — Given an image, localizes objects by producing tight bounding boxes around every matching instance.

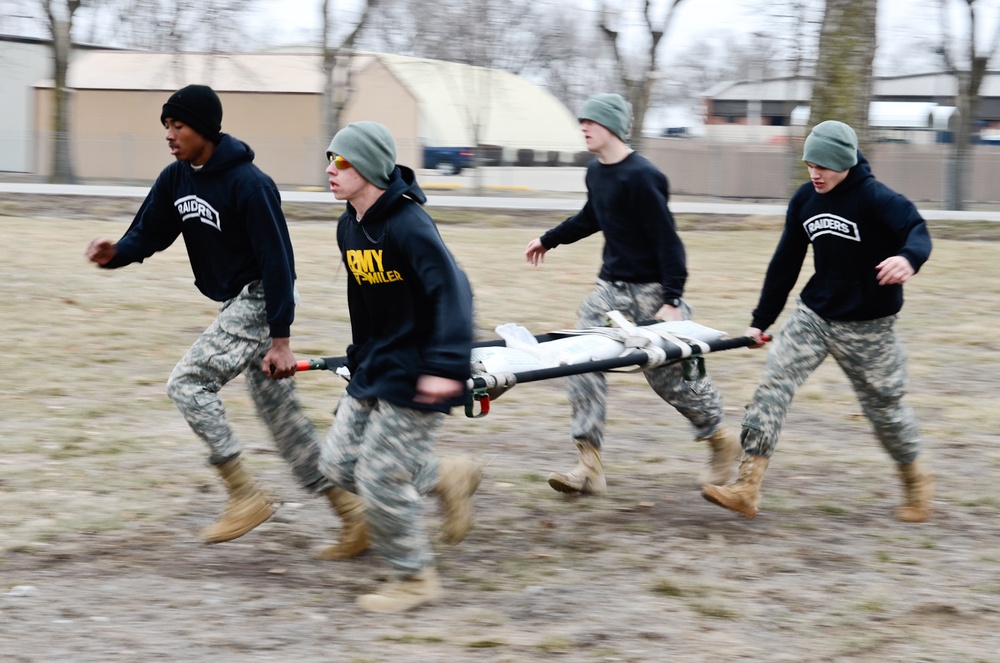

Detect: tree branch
[939,0,956,73]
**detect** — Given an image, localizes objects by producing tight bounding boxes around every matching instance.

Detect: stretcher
[295,311,766,418]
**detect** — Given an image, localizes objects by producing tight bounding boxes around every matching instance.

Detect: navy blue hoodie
[102,134,297,338]
[751,152,932,331]
[338,166,473,413]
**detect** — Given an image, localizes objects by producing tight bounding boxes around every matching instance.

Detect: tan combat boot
[699,428,742,485]
[897,460,933,522]
[700,454,769,518]
[318,487,369,560]
[202,456,276,543]
[548,441,607,495]
[356,567,443,613]
[433,456,483,544]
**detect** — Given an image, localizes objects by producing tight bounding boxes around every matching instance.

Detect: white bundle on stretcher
[470,314,725,375]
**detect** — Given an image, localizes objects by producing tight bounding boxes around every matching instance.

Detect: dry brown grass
[2,203,1000,661]
[2,208,998,545]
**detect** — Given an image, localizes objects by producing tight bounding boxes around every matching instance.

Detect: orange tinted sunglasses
[327,154,352,169]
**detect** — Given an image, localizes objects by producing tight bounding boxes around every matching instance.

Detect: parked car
[661,127,690,138]
[423,147,475,175]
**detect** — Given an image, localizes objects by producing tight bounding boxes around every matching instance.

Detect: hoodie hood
[348,165,425,224]
[830,150,874,195]
[197,134,255,174]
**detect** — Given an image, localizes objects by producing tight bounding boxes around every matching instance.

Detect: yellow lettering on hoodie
[346,249,400,286]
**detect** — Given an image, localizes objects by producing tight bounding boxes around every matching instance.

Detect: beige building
[33,50,585,186]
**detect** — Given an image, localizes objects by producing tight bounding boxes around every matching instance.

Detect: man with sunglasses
[85,85,368,558]
[319,121,482,613]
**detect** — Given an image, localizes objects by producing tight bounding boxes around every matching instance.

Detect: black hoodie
[337,166,474,413]
[751,152,932,331]
[539,151,686,302]
[103,134,297,338]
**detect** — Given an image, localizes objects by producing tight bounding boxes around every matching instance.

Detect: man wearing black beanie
[159,84,223,144]
[85,85,368,558]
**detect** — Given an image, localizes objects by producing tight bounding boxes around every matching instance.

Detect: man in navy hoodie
[318,121,482,613]
[85,85,368,557]
[701,120,934,522]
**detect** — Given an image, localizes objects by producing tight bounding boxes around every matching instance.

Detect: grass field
[2,202,1000,661]
[3,205,999,551]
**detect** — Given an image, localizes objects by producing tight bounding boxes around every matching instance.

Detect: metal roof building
[30,50,585,185]
[703,72,1000,126]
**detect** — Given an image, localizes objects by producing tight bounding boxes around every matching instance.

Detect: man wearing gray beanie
[320,121,482,613]
[524,93,741,497]
[703,120,935,524]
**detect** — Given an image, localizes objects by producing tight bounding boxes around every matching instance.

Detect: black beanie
[160,84,223,142]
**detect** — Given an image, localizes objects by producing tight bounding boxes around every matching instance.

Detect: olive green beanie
[578,93,633,143]
[327,121,397,188]
[802,120,858,171]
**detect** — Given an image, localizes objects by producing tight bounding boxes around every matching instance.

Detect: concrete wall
[644,138,1000,204]
[31,61,425,187]
[35,88,326,186]
[0,40,52,173]
[23,90,1000,205]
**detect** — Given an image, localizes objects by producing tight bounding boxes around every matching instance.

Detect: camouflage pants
[166,281,329,493]
[741,301,922,464]
[569,279,726,450]
[319,394,442,576]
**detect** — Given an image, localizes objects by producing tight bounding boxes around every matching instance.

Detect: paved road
[2,182,998,221]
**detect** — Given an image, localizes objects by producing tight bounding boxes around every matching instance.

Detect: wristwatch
[665,297,681,307]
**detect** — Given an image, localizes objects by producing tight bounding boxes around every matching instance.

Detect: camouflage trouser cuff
[739,427,773,458]
[208,451,241,466]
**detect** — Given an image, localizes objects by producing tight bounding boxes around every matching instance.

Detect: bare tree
[320,0,380,142]
[22,0,264,184]
[356,0,589,191]
[364,0,556,74]
[808,0,877,147]
[535,22,619,116]
[771,0,823,195]
[362,0,614,118]
[78,0,262,52]
[41,0,80,184]
[662,29,796,116]
[938,0,1000,210]
[598,0,685,149]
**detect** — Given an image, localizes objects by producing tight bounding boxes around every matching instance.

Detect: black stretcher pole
[463,334,765,417]
[294,331,770,419]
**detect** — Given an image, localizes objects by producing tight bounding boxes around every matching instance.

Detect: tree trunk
[808,0,877,151]
[940,0,1000,211]
[321,0,378,159]
[50,16,76,184]
[945,71,976,210]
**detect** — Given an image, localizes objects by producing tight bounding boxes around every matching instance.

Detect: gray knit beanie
[578,93,633,143]
[327,121,397,188]
[802,120,858,171]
